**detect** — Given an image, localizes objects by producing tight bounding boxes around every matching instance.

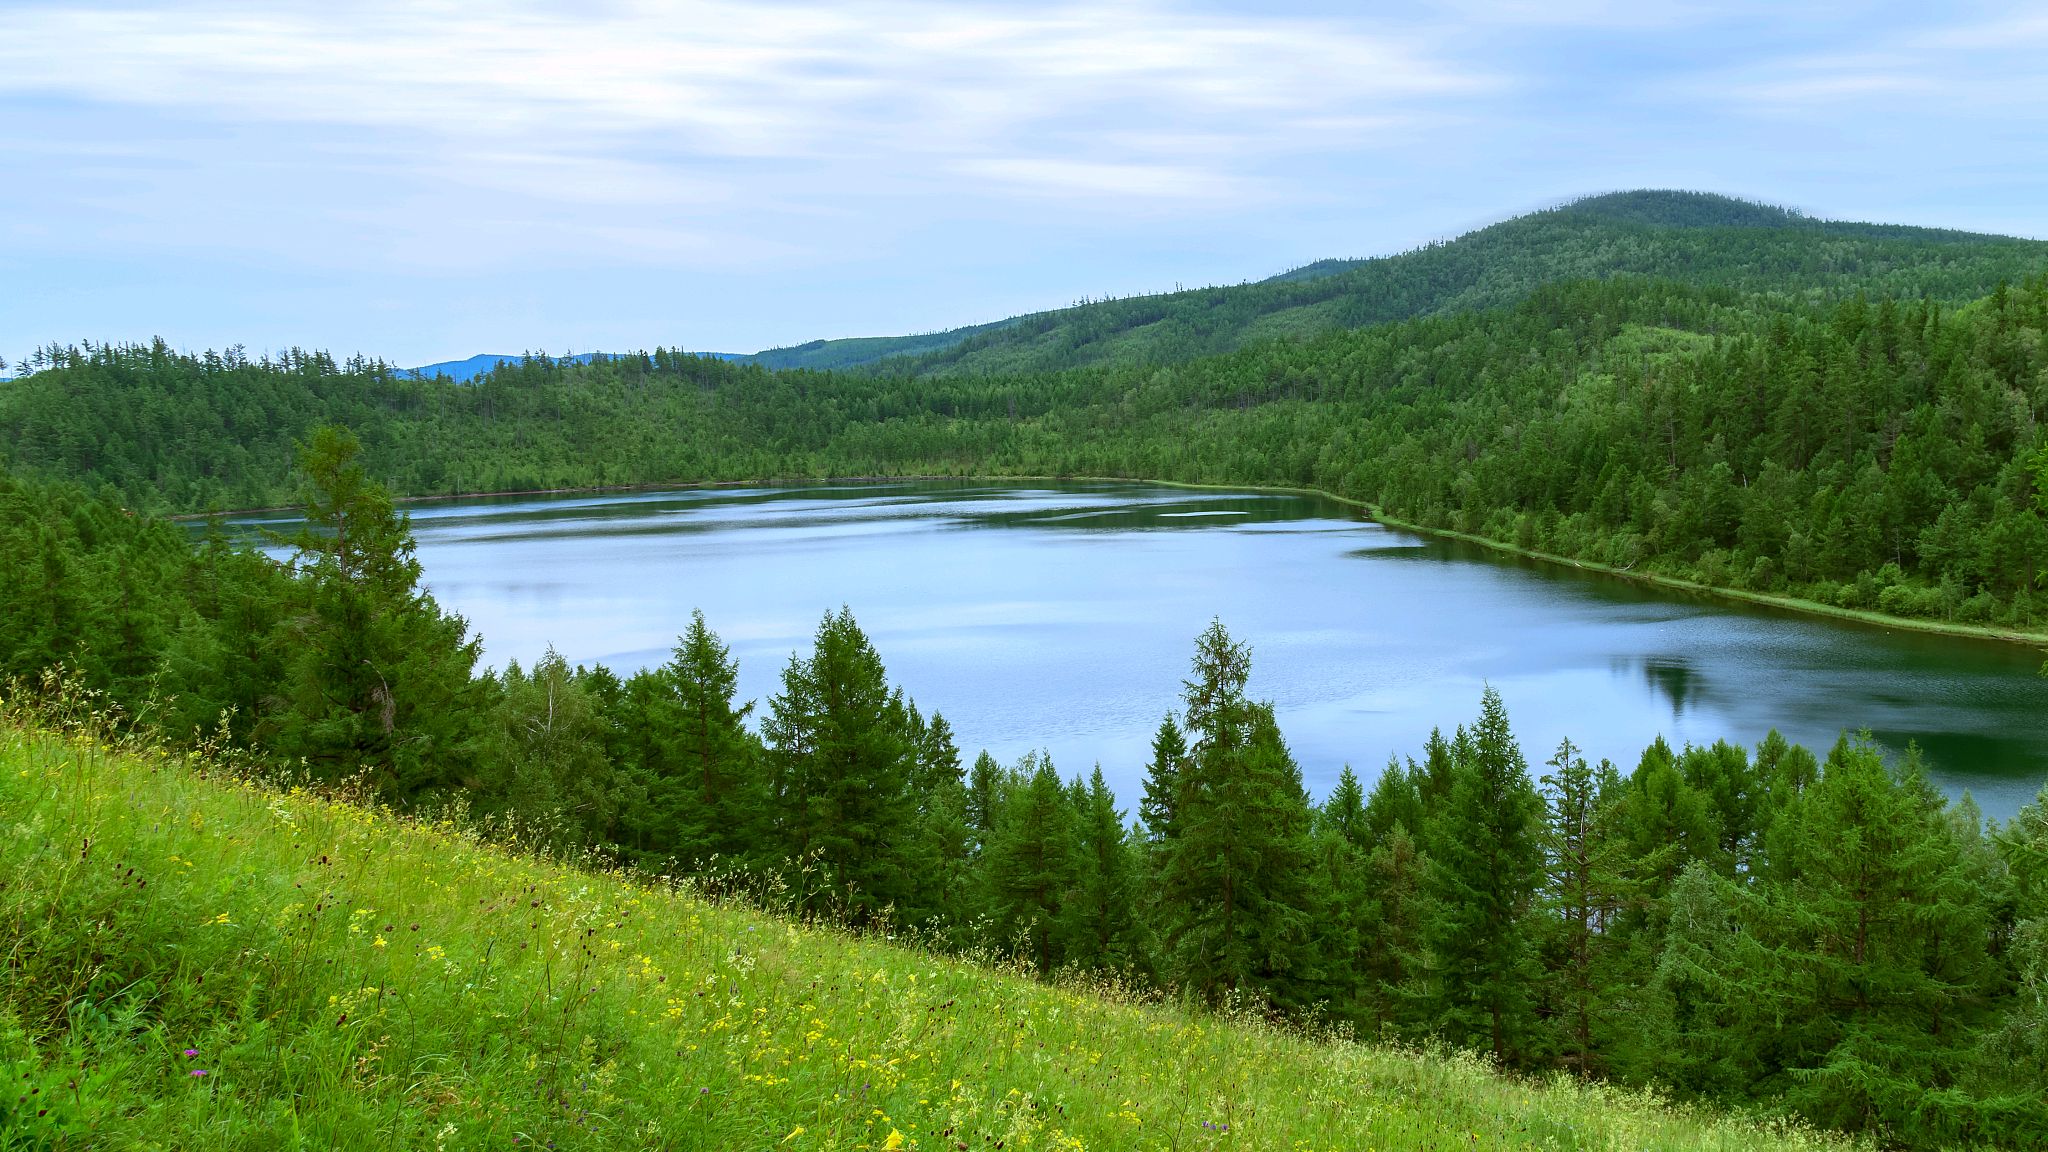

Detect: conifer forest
[5,196,2048,1148]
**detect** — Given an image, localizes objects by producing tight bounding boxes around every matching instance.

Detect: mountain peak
[1552,189,1810,230]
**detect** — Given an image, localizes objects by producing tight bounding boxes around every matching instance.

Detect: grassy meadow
[0,723,1859,1152]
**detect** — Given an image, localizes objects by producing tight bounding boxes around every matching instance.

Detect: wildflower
[781,1126,805,1143]
[189,1069,209,1078]
[183,1049,199,1057]
[883,1130,905,1151]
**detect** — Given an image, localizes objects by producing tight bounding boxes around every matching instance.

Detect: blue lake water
[239,481,2048,820]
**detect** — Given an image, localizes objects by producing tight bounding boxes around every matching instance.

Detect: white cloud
[1687,6,2048,115]
[0,0,1494,203]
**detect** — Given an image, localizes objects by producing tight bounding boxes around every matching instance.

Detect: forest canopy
[5,274,2044,632]
[2,442,2046,1148]
[5,191,2048,1144]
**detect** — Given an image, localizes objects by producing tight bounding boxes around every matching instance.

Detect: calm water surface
[241,482,2048,819]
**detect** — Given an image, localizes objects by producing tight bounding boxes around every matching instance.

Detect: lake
[238,481,2048,821]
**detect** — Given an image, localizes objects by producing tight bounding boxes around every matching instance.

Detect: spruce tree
[1614,737,1725,929]
[489,648,615,846]
[1753,729,1821,887]
[1362,820,1427,1034]
[1600,736,1728,1078]
[1419,687,1546,1064]
[1979,787,2048,1132]
[1356,754,1431,1030]
[1677,739,1761,870]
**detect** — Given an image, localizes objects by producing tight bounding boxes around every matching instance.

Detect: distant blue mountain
[402,350,749,383]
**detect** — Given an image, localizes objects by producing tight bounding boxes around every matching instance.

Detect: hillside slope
[746,319,1018,372]
[0,724,1857,1151]
[3,275,2044,638]
[740,191,2047,377]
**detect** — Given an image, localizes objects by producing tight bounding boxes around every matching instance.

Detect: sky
[4,1,2048,367]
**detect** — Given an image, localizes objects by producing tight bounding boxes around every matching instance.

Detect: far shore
[174,472,2048,652]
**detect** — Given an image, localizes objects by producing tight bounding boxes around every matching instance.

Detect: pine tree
[985,752,1079,974]
[1759,738,2000,1142]
[903,707,972,935]
[1138,713,1185,844]
[1362,757,1425,847]
[1537,738,1626,1075]
[966,749,1003,853]
[1322,765,1367,847]
[489,648,615,846]
[1065,767,1146,972]
[763,607,918,923]
[1155,620,1321,1010]
[1419,688,1546,1064]
[274,425,483,797]
[651,610,762,869]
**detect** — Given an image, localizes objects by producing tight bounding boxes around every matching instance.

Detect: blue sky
[4,0,2046,366]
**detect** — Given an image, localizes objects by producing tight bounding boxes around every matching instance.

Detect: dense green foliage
[3,189,2047,1142]
[0,729,1866,1152]
[6,263,2046,636]
[3,448,2046,1147]
[744,317,1018,372]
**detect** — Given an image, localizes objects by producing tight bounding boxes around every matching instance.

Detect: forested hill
[5,274,2046,636]
[741,190,2048,376]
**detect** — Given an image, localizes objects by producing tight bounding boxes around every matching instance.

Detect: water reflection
[1622,656,1704,716]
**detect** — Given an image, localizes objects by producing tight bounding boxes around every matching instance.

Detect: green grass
[0,726,1861,1151]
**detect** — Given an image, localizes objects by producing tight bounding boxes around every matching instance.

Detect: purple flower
[183,1049,199,1057]
[189,1069,210,1078]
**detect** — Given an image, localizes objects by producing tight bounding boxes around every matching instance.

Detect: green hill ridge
[740,190,2046,376]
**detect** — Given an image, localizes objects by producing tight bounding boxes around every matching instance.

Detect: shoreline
[176,472,2048,652]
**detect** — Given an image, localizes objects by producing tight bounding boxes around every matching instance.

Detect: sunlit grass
[0,727,1859,1151]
